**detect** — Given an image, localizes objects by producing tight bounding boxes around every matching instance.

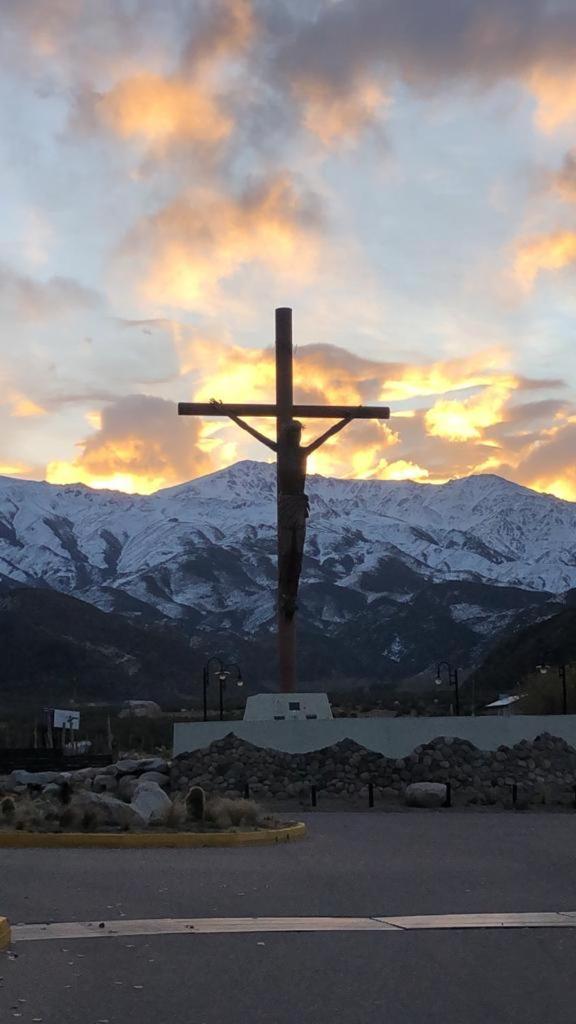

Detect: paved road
[2,811,576,1022]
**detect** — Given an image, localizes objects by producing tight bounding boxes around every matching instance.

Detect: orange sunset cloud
[120,174,325,310]
[97,74,232,153]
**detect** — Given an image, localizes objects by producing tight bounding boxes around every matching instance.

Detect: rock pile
[2,733,576,809]
[171,732,576,806]
[0,755,173,828]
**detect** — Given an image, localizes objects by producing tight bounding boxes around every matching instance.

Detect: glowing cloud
[529,67,576,133]
[0,462,33,477]
[379,460,430,482]
[122,174,325,309]
[425,379,517,441]
[10,395,45,418]
[47,395,214,495]
[97,74,232,152]
[168,333,539,483]
[515,232,576,290]
[508,420,576,502]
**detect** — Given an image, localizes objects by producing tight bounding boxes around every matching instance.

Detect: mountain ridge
[0,462,572,691]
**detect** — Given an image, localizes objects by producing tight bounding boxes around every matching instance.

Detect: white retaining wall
[173,715,576,759]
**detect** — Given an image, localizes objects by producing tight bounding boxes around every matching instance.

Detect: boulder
[72,791,146,829]
[71,767,100,782]
[404,782,447,808]
[130,781,172,824]
[10,770,62,786]
[138,771,170,788]
[42,783,62,798]
[137,758,169,774]
[93,775,118,794]
[111,759,141,776]
[117,776,140,802]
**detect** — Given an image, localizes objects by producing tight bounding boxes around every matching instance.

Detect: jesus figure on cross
[220,404,354,621]
[179,308,390,692]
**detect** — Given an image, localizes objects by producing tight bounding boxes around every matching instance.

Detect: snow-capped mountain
[0,461,573,683]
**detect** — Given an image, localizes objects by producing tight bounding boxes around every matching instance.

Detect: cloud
[34,327,575,497]
[46,394,215,493]
[552,149,576,201]
[0,265,100,321]
[119,173,326,310]
[0,0,166,82]
[292,75,388,146]
[274,0,576,141]
[65,0,257,163]
[168,330,571,484]
[513,148,576,291]
[7,0,576,157]
[507,418,576,500]
[181,0,255,69]
[529,67,576,132]
[179,334,533,409]
[425,378,516,441]
[92,74,233,154]
[514,231,576,290]
[10,395,46,418]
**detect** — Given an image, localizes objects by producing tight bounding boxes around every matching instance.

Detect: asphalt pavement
[2,810,576,1023]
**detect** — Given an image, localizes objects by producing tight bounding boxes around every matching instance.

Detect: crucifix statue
[179,307,390,692]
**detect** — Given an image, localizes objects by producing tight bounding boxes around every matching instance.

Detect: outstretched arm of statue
[304,416,353,454]
[230,415,278,451]
[209,401,278,451]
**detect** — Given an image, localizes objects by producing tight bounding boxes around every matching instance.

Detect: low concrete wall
[173,715,576,759]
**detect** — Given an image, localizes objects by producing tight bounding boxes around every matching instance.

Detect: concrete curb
[0,822,306,849]
[0,917,11,950]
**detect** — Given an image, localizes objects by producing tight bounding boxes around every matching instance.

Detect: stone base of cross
[179,308,390,692]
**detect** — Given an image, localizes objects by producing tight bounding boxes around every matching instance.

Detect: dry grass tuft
[8,794,62,832]
[0,788,276,835]
[164,797,187,830]
[205,797,263,830]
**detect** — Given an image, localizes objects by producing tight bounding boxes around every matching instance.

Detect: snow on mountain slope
[0,463,574,639]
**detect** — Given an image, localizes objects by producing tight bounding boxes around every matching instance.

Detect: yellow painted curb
[0,917,11,951]
[0,823,306,849]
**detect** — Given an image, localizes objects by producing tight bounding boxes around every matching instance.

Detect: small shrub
[59,781,73,806]
[1,797,15,822]
[58,808,77,830]
[80,810,97,831]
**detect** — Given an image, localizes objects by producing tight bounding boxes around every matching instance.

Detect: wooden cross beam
[178,307,390,693]
[179,403,389,419]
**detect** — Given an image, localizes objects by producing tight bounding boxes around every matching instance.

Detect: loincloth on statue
[278,492,310,530]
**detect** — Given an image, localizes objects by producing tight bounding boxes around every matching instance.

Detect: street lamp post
[203,656,224,722]
[560,664,568,715]
[435,661,460,716]
[203,657,244,722]
[536,655,569,715]
[218,662,244,721]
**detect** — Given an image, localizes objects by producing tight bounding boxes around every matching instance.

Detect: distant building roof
[484,695,521,708]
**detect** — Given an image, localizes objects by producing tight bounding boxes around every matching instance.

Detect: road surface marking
[8,912,576,943]
[378,912,576,930]
[11,917,398,941]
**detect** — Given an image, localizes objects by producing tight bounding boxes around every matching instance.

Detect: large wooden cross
[179,307,390,693]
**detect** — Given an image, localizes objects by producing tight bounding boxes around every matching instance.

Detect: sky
[2,0,576,499]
